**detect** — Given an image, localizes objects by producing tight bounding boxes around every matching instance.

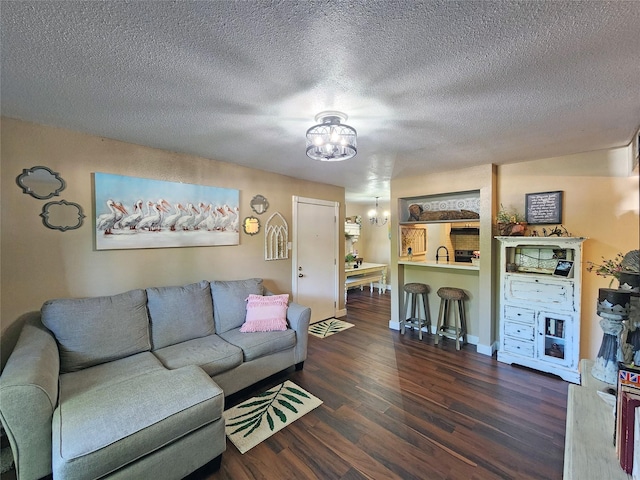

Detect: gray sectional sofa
[0,278,311,480]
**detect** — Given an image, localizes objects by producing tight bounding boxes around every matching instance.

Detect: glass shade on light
[368,197,388,226]
[306,112,357,162]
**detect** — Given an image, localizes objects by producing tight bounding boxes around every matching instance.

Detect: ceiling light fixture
[368,197,389,226]
[306,111,357,161]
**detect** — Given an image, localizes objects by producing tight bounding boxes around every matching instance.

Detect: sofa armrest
[264,289,311,364]
[0,313,59,480]
[285,301,311,364]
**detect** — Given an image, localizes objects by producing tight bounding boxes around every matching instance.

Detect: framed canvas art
[525,191,563,225]
[94,172,240,250]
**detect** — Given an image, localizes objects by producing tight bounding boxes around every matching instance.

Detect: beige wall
[346,201,392,285]
[3,117,637,369]
[389,148,638,361]
[1,117,344,368]
[391,164,496,353]
[497,146,639,360]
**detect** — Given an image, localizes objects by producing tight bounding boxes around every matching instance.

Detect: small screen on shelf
[553,260,574,277]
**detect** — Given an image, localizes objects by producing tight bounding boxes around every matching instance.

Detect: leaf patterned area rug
[308,318,354,338]
[224,381,323,454]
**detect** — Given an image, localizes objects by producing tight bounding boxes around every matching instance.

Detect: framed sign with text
[525,191,563,225]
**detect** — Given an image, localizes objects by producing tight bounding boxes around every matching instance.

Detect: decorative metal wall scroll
[16,166,66,199]
[41,200,86,231]
[264,212,289,260]
[16,166,86,232]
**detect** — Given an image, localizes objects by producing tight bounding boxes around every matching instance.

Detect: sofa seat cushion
[147,281,215,349]
[218,327,296,362]
[59,352,165,398]
[153,334,243,376]
[53,365,223,480]
[41,289,151,373]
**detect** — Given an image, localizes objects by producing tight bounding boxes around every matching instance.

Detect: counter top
[398,259,479,271]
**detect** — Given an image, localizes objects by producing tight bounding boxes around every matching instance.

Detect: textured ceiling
[2,1,639,203]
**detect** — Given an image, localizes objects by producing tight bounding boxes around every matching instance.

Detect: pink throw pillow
[240,294,289,332]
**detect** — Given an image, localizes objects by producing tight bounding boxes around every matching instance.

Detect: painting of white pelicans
[94,173,240,250]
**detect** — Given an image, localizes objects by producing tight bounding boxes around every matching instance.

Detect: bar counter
[398,258,479,271]
[394,255,480,345]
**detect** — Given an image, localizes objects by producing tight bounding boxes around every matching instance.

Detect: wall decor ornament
[40,200,85,232]
[591,288,632,384]
[243,216,260,235]
[586,250,640,381]
[16,166,66,199]
[265,212,288,260]
[94,172,239,250]
[250,195,269,215]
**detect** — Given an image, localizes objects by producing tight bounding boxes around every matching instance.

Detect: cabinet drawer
[504,321,535,341]
[504,305,536,324]
[505,276,574,308]
[504,337,535,357]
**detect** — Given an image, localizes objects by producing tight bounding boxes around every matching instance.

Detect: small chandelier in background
[306,111,357,161]
[368,197,389,226]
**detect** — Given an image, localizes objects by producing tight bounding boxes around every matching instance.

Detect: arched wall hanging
[264,212,288,260]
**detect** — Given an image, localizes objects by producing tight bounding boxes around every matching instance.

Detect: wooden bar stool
[401,283,430,340]
[434,287,467,350]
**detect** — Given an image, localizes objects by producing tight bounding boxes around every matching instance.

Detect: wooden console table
[345,262,387,302]
[564,359,630,479]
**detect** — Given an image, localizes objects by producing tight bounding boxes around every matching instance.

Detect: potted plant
[496,204,527,236]
[586,251,639,287]
[345,253,356,267]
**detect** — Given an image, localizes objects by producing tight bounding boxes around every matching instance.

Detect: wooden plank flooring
[197,289,568,480]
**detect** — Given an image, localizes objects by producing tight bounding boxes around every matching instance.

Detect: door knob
[298,273,304,277]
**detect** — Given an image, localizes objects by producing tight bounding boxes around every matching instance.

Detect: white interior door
[292,196,338,322]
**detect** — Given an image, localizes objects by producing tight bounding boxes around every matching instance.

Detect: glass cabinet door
[538,311,573,367]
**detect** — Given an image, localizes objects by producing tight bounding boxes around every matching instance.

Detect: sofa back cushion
[146,281,215,349]
[41,289,150,373]
[210,278,263,333]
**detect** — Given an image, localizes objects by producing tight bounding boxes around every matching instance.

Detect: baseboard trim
[389,320,484,349]
[476,342,497,356]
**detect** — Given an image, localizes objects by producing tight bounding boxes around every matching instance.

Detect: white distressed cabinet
[496,236,586,384]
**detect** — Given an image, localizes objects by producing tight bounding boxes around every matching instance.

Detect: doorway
[292,196,339,322]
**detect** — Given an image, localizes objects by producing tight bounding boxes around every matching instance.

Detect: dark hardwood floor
[200,289,568,480]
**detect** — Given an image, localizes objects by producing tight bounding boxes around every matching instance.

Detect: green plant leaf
[278,399,298,414]
[238,398,271,408]
[229,404,271,421]
[229,415,261,436]
[243,415,262,438]
[267,411,274,431]
[272,405,287,423]
[227,410,266,426]
[281,393,304,404]
[285,386,311,399]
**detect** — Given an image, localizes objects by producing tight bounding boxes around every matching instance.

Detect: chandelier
[306,111,357,161]
[368,197,389,226]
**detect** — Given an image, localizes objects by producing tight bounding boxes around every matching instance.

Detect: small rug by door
[224,380,322,454]
[308,318,354,338]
